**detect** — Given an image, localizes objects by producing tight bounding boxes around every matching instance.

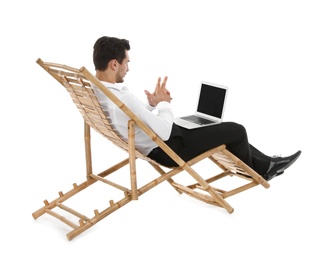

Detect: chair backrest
[36,58,157,162]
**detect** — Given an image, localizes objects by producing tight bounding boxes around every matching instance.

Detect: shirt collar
[100,81,128,91]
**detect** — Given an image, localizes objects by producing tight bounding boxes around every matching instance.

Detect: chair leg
[187,169,234,213]
[128,120,138,200]
[84,122,93,180]
[170,146,270,214]
[148,162,183,194]
[32,121,142,240]
[32,158,134,240]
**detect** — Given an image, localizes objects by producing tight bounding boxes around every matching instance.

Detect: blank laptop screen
[197,83,227,118]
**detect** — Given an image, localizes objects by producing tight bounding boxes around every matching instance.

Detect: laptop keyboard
[181,115,216,125]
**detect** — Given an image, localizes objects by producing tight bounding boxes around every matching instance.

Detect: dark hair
[93,36,130,71]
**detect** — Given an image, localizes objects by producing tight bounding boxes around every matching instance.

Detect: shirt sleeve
[122,94,173,141]
[145,102,156,111]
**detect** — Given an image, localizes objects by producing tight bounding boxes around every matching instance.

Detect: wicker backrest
[37,59,155,161]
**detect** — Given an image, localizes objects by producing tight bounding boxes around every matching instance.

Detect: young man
[92,36,301,181]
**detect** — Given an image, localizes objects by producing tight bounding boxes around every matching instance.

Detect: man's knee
[224,122,247,137]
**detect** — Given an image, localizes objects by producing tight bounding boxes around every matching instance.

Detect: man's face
[116,50,130,83]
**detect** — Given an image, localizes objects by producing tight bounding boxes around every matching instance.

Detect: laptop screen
[196,82,228,119]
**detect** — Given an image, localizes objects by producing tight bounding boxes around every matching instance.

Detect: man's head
[93,36,130,83]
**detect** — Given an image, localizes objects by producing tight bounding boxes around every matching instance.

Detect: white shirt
[92,81,174,155]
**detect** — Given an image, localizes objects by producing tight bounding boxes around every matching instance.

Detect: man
[92,36,301,181]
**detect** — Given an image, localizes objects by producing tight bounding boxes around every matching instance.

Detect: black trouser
[148,122,270,174]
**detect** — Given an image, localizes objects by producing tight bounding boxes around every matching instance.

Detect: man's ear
[108,60,118,71]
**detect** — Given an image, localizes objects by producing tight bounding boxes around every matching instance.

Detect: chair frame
[32,58,269,240]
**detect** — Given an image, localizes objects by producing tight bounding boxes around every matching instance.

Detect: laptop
[174,81,228,129]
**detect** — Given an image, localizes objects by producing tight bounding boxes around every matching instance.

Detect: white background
[1,0,328,259]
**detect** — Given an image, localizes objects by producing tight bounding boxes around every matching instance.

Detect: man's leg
[178,122,255,168]
[249,145,271,175]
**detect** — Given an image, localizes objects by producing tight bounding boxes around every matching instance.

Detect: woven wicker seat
[32,58,270,240]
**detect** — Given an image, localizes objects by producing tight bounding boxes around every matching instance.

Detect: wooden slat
[89,174,130,192]
[45,209,79,229]
[56,201,90,221]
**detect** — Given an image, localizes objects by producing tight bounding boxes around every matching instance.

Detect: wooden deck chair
[32,58,270,240]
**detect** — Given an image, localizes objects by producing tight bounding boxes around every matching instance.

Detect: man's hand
[145,76,172,107]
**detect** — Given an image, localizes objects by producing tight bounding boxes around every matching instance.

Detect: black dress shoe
[262,150,302,181]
